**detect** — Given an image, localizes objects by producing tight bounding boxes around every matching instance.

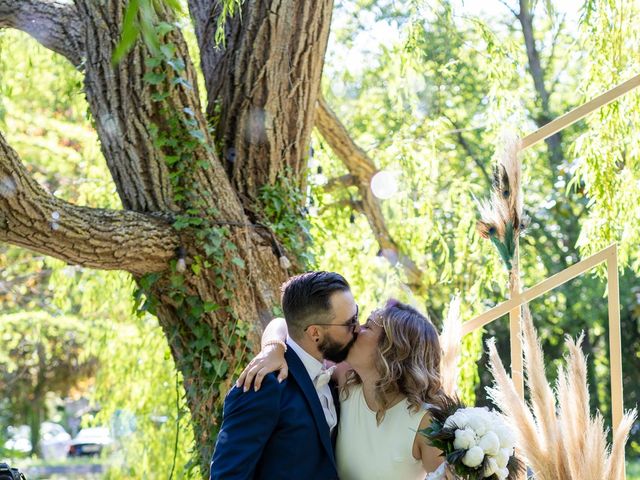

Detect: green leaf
[231,257,245,269]
[150,91,169,102]
[168,58,186,72]
[163,0,184,14]
[191,263,201,275]
[169,274,184,289]
[139,272,160,290]
[160,43,176,59]
[203,302,220,313]
[173,217,191,230]
[138,0,161,58]
[143,71,166,85]
[188,129,206,142]
[145,57,162,68]
[164,155,180,166]
[212,359,229,377]
[156,21,175,38]
[112,0,141,64]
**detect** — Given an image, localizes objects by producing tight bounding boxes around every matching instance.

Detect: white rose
[462,446,485,468]
[494,424,516,449]
[467,414,488,437]
[453,428,476,450]
[497,467,509,480]
[483,457,499,477]
[478,431,500,456]
[445,411,469,430]
[472,407,490,417]
[495,448,510,469]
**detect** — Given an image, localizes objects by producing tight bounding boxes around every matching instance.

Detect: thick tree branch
[0,132,178,274]
[321,198,364,215]
[325,173,357,192]
[188,0,334,205]
[186,0,227,105]
[315,95,424,291]
[0,0,85,67]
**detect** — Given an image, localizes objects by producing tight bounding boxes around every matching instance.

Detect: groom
[209,271,359,479]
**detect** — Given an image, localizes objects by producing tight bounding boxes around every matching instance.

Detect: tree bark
[0,0,84,67]
[188,0,334,206]
[0,132,178,275]
[0,0,334,473]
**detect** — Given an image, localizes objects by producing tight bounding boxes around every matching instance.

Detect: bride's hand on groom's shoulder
[235,344,288,392]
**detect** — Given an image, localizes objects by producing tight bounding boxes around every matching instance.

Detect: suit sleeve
[210,374,281,480]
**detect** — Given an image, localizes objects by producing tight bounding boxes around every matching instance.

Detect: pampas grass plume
[487,309,636,480]
[440,296,462,396]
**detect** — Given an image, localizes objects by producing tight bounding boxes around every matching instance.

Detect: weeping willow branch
[315,95,424,292]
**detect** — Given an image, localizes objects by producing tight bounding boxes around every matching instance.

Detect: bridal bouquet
[422,401,524,480]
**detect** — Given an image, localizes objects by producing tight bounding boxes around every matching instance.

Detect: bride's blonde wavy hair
[344,300,448,424]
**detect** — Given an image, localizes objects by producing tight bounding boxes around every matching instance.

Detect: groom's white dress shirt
[287,337,338,432]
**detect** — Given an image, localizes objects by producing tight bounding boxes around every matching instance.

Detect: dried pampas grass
[476,133,527,271]
[439,296,462,396]
[487,307,636,480]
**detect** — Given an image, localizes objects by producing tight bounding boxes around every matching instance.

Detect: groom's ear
[306,325,321,343]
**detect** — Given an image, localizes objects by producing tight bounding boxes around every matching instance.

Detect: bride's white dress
[335,384,427,480]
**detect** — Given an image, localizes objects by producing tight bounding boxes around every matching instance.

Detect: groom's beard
[319,334,357,363]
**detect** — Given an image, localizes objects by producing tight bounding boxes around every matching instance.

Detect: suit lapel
[285,348,337,468]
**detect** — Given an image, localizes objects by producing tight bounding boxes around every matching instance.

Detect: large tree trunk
[189,0,334,205]
[0,0,333,473]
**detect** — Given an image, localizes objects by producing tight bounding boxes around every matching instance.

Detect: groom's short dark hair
[281,271,350,339]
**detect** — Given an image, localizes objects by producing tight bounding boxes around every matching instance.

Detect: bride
[238,299,453,480]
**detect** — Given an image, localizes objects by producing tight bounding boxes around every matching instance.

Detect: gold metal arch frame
[462,243,622,430]
[463,73,640,477]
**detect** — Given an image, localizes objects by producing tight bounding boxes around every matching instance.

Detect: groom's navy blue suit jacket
[209,346,339,480]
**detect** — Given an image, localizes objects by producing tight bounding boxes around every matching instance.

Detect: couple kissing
[210,271,451,480]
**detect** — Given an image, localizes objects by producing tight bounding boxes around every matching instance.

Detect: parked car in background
[3,422,71,459]
[3,426,31,455]
[39,422,72,461]
[67,427,113,457]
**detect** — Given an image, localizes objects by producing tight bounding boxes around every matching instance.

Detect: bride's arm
[414,412,446,474]
[333,361,353,387]
[235,317,289,391]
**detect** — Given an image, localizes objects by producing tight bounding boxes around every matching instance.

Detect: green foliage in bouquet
[420,397,466,464]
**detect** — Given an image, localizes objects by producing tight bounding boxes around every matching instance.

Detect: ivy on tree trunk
[0,0,334,472]
[0,0,429,473]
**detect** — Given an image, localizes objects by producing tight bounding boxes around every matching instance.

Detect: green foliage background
[1,0,640,476]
